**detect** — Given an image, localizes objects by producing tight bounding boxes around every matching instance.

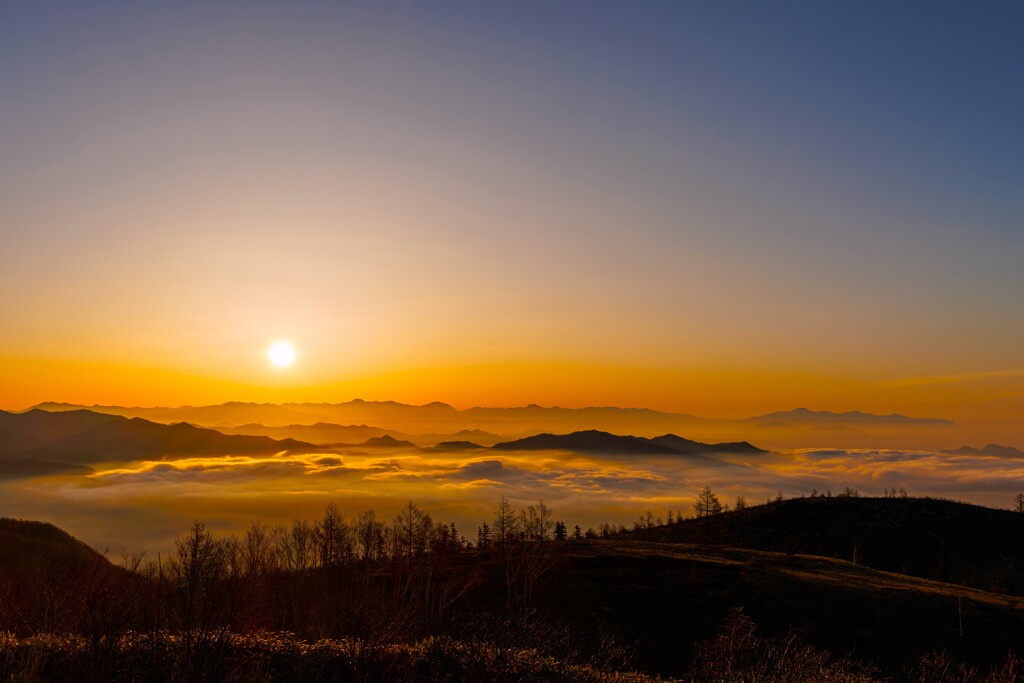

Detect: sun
[268,341,297,368]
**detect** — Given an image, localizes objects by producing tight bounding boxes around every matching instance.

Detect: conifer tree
[694,486,723,545]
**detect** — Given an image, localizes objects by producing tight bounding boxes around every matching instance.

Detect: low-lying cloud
[1,446,1021,558]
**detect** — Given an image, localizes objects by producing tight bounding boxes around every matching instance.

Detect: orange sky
[2,354,1021,432]
[1,4,1021,432]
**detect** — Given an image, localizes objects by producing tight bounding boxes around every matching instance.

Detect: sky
[1,2,1022,422]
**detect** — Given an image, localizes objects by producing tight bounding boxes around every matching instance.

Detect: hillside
[43,418,318,458]
[535,540,1024,678]
[1,515,1022,679]
[0,518,132,636]
[631,496,1024,595]
[0,409,121,442]
[0,518,110,573]
[0,458,92,479]
[0,410,319,464]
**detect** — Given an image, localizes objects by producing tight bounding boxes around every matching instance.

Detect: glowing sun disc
[268,341,297,367]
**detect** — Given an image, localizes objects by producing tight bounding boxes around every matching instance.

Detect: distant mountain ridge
[493,429,766,455]
[750,407,954,426]
[0,409,318,474]
[355,435,417,449]
[1,409,773,471]
[25,400,694,434]
[216,423,507,448]
[944,444,1024,457]
[25,401,955,438]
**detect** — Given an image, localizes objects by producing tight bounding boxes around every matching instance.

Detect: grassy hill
[533,540,1024,678]
[2,500,1023,680]
[0,518,109,573]
[0,518,123,634]
[630,496,1024,595]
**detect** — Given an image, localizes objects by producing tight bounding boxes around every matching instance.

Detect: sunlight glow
[268,341,297,368]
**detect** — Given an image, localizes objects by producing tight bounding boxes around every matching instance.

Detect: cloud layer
[1,446,1021,557]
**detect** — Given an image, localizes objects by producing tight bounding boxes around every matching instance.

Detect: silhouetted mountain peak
[945,443,1023,457]
[431,441,484,450]
[357,435,418,448]
[493,430,766,456]
[0,409,317,463]
[751,408,954,426]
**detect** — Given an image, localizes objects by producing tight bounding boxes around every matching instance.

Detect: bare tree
[168,521,238,677]
[493,497,521,557]
[477,522,492,550]
[316,503,351,568]
[394,500,432,570]
[274,519,315,572]
[694,486,723,545]
[354,510,385,563]
[241,521,274,577]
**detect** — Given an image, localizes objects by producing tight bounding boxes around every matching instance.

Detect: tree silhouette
[694,486,723,545]
[1014,493,1024,513]
[493,497,520,554]
[317,503,350,568]
[168,521,239,675]
[524,500,554,541]
[394,500,431,570]
[477,522,492,549]
[734,495,747,511]
[354,510,384,563]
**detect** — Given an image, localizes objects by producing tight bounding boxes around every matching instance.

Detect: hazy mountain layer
[26,401,970,451]
[0,409,318,463]
[493,430,766,455]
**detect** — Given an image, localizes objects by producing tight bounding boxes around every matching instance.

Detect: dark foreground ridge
[2,495,1023,681]
[629,495,1024,595]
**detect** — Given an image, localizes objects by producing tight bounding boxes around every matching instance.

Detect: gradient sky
[1,2,1021,422]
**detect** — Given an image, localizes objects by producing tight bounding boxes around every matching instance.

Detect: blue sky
[0,1,1021,415]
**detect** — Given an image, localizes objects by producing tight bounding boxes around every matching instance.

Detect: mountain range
[493,430,766,455]
[0,409,776,479]
[26,401,956,436]
[218,422,506,447]
[750,407,954,426]
[943,443,1024,457]
[0,409,318,476]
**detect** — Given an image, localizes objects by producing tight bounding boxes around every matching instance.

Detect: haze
[1,3,1022,557]
[2,3,1021,428]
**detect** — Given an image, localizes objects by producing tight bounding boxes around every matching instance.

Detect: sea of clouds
[1,446,1021,557]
